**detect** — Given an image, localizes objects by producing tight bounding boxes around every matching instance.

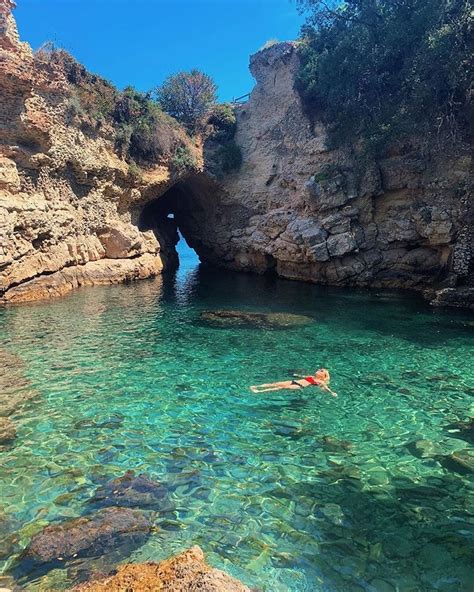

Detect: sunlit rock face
[197,42,473,307]
[0,2,472,307]
[0,0,201,303]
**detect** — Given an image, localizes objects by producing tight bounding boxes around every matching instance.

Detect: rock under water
[199,310,314,329]
[89,471,170,511]
[20,507,153,565]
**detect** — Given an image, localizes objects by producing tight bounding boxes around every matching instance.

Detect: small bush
[208,103,237,141]
[218,141,243,173]
[171,146,196,171]
[128,161,142,182]
[65,93,84,120]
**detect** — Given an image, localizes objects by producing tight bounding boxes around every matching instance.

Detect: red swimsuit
[304,376,317,385]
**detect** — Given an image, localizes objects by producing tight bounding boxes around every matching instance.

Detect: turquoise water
[0,240,473,591]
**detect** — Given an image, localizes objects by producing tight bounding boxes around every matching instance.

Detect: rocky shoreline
[0,1,472,308]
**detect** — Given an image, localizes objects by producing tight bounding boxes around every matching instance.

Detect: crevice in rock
[137,174,221,271]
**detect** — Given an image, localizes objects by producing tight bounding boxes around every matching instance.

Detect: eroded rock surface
[0,1,198,304]
[73,545,251,592]
[0,416,15,444]
[195,43,473,307]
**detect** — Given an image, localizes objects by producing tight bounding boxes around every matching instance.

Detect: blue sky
[15,0,304,101]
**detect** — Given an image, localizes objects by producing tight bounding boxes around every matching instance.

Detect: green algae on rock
[199,310,314,329]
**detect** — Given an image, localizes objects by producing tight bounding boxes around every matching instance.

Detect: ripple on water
[0,259,473,591]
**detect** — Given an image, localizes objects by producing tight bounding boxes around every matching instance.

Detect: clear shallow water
[0,241,473,591]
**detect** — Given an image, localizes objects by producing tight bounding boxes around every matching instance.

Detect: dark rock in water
[405,439,442,459]
[444,417,474,445]
[89,471,169,510]
[0,417,16,445]
[321,435,352,453]
[74,414,124,431]
[21,507,152,564]
[439,449,474,474]
[199,310,313,329]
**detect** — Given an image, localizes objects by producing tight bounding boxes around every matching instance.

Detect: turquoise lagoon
[0,240,473,591]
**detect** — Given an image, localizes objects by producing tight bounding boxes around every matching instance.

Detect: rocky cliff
[1,2,472,307]
[192,43,473,307]
[0,0,200,303]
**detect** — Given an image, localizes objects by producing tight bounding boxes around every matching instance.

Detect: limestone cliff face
[0,0,199,303]
[196,43,473,307]
[1,3,472,307]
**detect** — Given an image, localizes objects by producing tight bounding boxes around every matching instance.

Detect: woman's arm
[315,380,337,397]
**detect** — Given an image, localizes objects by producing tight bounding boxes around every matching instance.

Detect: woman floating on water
[250,368,337,397]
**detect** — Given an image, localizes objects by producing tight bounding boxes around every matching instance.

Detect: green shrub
[218,141,243,173]
[208,103,237,141]
[128,161,142,182]
[296,0,473,157]
[171,146,196,171]
[156,70,217,132]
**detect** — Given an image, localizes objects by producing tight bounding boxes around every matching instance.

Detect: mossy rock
[199,310,313,329]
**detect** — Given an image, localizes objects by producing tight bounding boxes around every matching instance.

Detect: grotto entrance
[138,177,214,271]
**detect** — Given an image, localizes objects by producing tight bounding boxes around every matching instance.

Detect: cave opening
[137,179,209,272]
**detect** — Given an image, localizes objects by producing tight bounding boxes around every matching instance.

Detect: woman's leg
[251,381,301,393]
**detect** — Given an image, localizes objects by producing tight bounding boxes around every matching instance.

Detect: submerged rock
[0,350,39,417]
[444,417,474,445]
[321,435,352,453]
[72,545,251,591]
[21,507,152,564]
[89,471,169,510]
[440,449,474,474]
[405,439,443,459]
[0,418,16,445]
[199,310,313,329]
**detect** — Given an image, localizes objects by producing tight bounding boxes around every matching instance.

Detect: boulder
[72,545,251,592]
[21,507,153,564]
[89,471,169,511]
[199,310,313,329]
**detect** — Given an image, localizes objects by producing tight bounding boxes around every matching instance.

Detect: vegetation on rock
[208,103,237,141]
[34,44,193,166]
[296,0,473,156]
[216,140,243,173]
[156,69,217,132]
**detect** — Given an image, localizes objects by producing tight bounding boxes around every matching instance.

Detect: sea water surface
[0,239,473,591]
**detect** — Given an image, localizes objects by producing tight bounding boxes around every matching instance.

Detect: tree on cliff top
[156,70,217,133]
[296,0,473,156]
